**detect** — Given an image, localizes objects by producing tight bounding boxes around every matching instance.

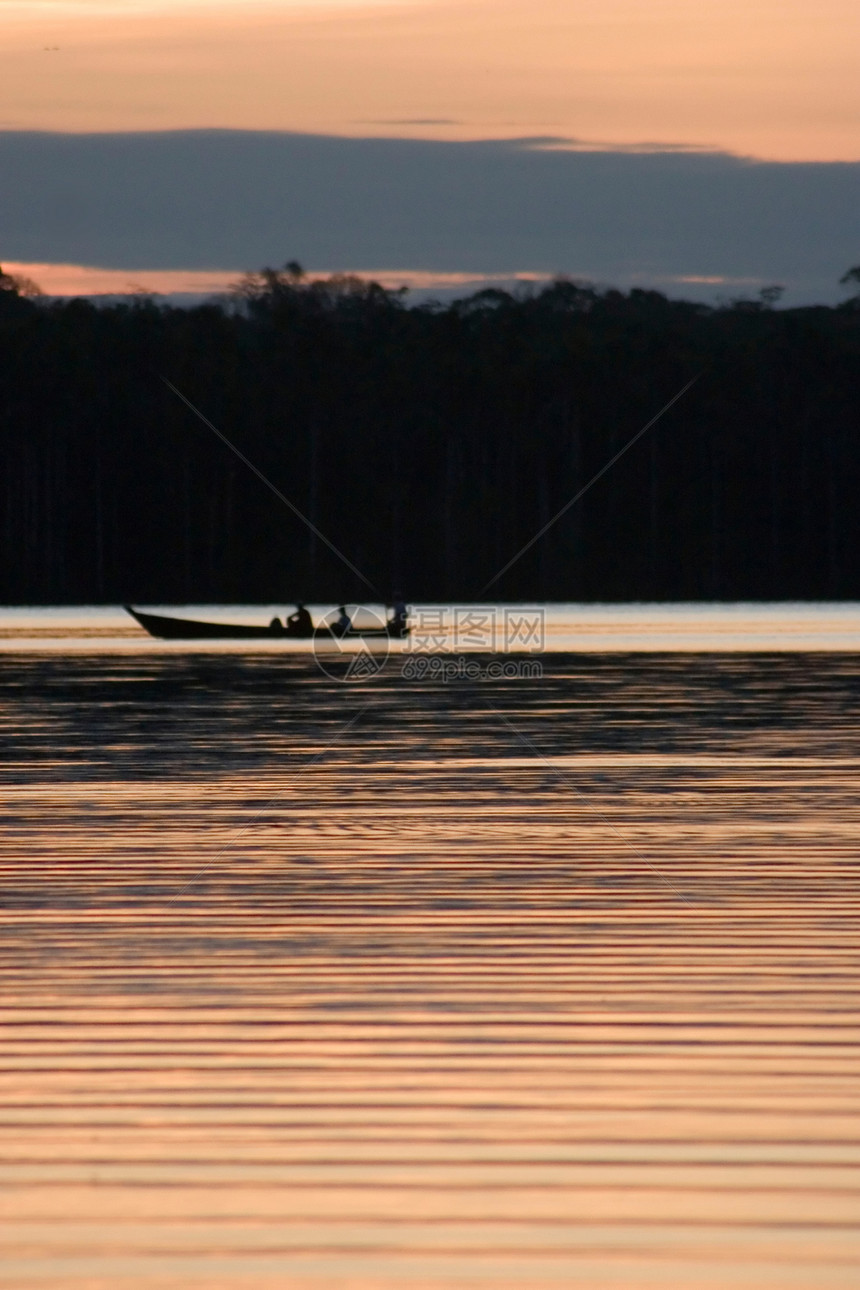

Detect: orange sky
[2,0,859,161]
[1,263,561,297]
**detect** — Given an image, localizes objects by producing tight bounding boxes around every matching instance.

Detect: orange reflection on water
[0,646,859,1286]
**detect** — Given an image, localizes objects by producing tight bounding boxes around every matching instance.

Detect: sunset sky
[2,0,859,299]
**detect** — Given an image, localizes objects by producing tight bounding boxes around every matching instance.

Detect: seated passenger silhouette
[268,616,285,633]
[287,604,313,635]
[333,605,352,636]
[388,600,408,634]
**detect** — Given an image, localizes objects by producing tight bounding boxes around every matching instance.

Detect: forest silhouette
[2,262,859,604]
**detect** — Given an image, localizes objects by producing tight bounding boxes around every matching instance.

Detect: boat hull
[125,607,309,639]
[125,607,409,641]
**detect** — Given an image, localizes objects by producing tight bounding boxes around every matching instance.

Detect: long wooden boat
[125,606,409,641]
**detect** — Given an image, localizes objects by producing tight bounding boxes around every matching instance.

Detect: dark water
[2,651,860,1288]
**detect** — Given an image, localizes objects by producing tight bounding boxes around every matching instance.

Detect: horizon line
[4,263,775,302]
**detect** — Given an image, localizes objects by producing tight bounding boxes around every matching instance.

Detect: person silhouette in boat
[333,605,352,636]
[388,600,408,635]
[287,603,313,636]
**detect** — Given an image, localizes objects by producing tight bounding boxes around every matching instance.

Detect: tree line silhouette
[2,261,860,604]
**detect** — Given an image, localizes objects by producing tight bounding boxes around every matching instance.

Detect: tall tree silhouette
[1,270,859,603]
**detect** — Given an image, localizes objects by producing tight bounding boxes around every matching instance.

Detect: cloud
[362,118,464,126]
[0,129,857,302]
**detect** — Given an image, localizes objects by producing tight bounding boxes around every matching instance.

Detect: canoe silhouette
[125,606,409,640]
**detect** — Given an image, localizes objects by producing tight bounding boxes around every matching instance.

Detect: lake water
[2,605,859,1288]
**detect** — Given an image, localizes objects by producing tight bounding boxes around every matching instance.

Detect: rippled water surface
[2,611,860,1288]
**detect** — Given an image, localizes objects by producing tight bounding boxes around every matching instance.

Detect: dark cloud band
[1,130,857,302]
